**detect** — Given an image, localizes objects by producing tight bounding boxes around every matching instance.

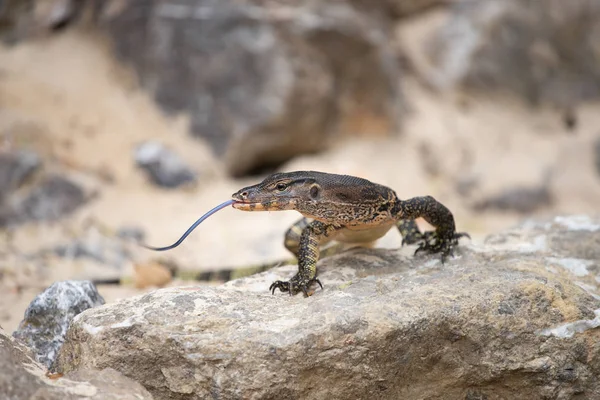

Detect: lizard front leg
[394,196,469,261]
[270,220,340,296]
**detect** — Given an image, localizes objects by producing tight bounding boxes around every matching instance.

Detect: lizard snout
[231,184,296,211]
[231,186,265,211]
[231,187,254,202]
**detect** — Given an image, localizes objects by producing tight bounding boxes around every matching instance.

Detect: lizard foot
[413,230,470,262]
[269,275,323,297]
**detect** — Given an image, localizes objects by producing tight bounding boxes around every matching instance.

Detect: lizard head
[231,171,321,212]
[232,170,394,224]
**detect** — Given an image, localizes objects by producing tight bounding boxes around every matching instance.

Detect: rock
[0,327,153,400]
[32,0,77,31]
[53,235,129,268]
[134,141,197,188]
[56,215,600,399]
[133,261,174,289]
[0,174,88,227]
[116,225,146,242]
[471,184,553,214]
[98,0,403,176]
[0,0,29,42]
[594,137,600,178]
[10,224,136,285]
[470,170,554,214]
[19,175,87,221]
[365,0,452,18]
[58,367,155,400]
[0,0,82,43]
[425,0,600,106]
[13,281,105,369]
[0,150,41,199]
[486,214,600,271]
[47,225,134,276]
[0,174,88,226]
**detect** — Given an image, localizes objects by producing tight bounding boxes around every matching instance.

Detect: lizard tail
[195,258,296,282]
[194,243,349,283]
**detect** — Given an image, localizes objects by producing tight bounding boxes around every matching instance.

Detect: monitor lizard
[144,170,469,296]
[230,171,469,296]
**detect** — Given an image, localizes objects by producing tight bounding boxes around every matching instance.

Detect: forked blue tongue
[141,199,235,251]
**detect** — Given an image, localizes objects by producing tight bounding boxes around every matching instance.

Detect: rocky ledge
[0,328,152,400]
[55,215,600,400]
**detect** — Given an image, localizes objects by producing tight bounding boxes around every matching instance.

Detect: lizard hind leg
[270,220,340,297]
[396,219,425,246]
[284,217,341,259]
[283,217,311,257]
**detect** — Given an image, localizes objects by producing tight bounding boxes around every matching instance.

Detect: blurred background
[0,0,599,332]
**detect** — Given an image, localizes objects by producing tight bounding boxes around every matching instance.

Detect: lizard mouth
[231,199,292,211]
[232,200,276,211]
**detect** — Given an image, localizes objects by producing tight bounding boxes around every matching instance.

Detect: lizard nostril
[241,191,248,198]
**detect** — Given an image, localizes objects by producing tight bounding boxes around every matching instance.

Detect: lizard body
[231,171,468,296]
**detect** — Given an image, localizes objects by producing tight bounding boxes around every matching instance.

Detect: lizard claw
[269,280,290,295]
[454,232,471,240]
[314,278,323,291]
[268,276,323,297]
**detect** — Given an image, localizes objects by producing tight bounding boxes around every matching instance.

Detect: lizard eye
[276,183,288,191]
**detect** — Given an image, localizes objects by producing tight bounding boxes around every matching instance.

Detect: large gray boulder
[99,0,403,176]
[0,327,153,400]
[424,0,600,107]
[55,215,600,399]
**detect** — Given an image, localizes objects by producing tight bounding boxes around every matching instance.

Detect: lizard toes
[269,277,323,296]
[413,229,465,261]
[413,244,426,256]
[295,278,322,297]
[269,280,290,294]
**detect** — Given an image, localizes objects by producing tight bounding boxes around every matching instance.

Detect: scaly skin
[232,171,469,296]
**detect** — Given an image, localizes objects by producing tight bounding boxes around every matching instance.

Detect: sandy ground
[1,30,599,334]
